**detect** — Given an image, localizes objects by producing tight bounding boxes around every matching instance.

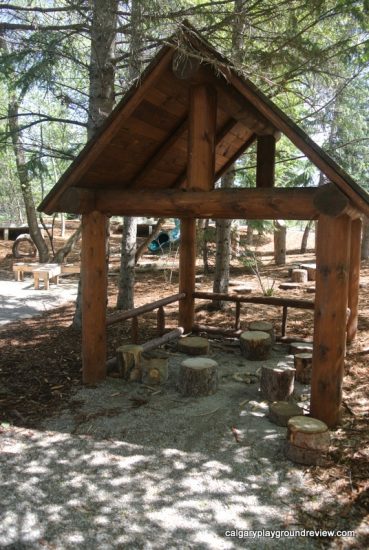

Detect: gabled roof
[39,23,369,217]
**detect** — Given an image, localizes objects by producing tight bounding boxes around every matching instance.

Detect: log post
[179,218,196,332]
[347,218,362,343]
[187,84,217,191]
[81,210,107,384]
[157,305,165,336]
[310,214,351,427]
[256,134,276,188]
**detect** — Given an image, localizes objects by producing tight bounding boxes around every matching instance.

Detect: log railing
[193,291,314,337]
[106,292,186,341]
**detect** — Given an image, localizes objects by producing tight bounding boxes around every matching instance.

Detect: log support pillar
[347,218,362,343]
[81,210,108,384]
[310,214,351,427]
[256,134,276,188]
[179,218,196,332]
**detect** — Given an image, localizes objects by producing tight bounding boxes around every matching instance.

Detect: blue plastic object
[148,219,180,253]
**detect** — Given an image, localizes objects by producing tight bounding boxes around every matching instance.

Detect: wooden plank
[187,84,217,191]
[129,117,188,189]
[256,135,276,188]
[347,218,362,343]
[39,46,174,214]
[132,99,181,131]
[59,186,319,218]
[82,211,108,384]
[310,214,351,427]
[179,218,196,332]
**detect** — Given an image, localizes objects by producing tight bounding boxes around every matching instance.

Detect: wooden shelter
[39,25,369,428]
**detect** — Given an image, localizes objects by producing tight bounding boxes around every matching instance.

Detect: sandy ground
[0,279,78,325]
[1,343,365,549]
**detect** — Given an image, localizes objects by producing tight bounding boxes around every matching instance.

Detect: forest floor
[0,223,368,549]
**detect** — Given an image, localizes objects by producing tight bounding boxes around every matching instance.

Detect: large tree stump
[291,268,308,283]
[240,331,271,360]
[177,336,209,356]
[248,320,275,343]
[178,357,218,396]
[141,350,169,385]
[260,364,295,401]
[116,344,144,381]
[269,401,303,427]
[285,416,330,466]
[294,353,313,384]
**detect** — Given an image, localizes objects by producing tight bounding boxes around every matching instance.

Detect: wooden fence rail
[193,291,315,337]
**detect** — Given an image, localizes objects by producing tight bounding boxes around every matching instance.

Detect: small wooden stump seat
[179,357,218,396]
[33,264,61,290]
[177,336,209,355]
[260,364,295,401]
[294,353,313,384]
[248,320,275,343]
[269,401,303,427]
[240,330,271,360]
[285,416,330,466]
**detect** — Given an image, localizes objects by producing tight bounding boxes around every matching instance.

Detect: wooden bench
[13,262,80,283]
[33,264,62,290]
[13,262,42,281]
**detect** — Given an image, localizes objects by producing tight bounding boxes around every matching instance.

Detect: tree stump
[289,342,313,355]
[178,357,218,396]
[269,401,304,427]
[177,336,209,356]
[116,344,144,381]
[141,350,169,385]
[291,268,308,283]
[240,331,271,360]
[248,320,275,343]
[285,416,330,466]
[294,353,313,384]
[279,282,301,290]
[260,365,295,401]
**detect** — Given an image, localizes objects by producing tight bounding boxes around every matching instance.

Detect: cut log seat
[33,264,62,290]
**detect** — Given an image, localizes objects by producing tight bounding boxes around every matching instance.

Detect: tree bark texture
[8,100,50,263]
[212,169,234,308]
[274,220,286,266]
[72,0,117,328]
[117,216,137,310]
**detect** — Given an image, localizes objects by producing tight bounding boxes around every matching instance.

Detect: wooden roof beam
[58,187,317,219]
[129,116,188,189]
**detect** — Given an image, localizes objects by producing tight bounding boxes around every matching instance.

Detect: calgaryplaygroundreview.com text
[224,529,355,539]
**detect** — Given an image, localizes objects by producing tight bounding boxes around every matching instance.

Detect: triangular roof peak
[39,23,369,216]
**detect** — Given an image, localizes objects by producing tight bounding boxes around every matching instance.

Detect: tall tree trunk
[72,0,117,328]
[212,170,234,308]
[273,220,286,265]
[8,99,50,263]
[117,217,137,309]
[116,0,143,310]
[54,225,82,264]
[361,216,369,260]
[300,219,313,253]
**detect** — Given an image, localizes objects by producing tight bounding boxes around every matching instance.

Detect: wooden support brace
[187,83,217,191]
[157,305,166,336]
[256,134,276,188]
[235,301,241,331]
